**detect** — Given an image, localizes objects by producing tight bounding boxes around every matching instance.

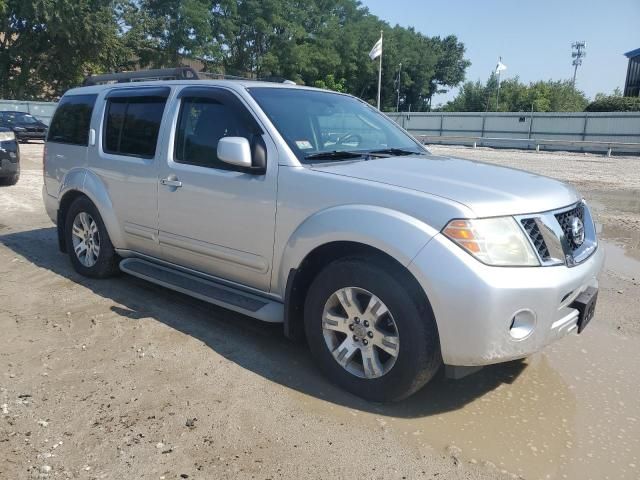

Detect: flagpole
[377,30,383,110]
[496,70,500,110]
[496,56,501,111]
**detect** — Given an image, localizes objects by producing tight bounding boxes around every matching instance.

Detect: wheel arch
[283,240,437,342]
[56,170,123,253]
[278,205,440,341]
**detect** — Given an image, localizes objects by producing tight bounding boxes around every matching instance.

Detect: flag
[369,36,382,60]
[495,60,507,74]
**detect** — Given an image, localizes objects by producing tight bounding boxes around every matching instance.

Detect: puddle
[587,189,640,217]
[601,241,640,279]
[291,324,640,479]
[286,235,640,479]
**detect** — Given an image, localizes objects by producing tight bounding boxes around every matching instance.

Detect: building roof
[624,48,640,59]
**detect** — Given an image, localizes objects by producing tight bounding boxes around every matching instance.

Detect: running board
[119,258,283,323]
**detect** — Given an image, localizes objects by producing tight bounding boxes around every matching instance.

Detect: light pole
[396,63,402,112]
[571,41,586,87]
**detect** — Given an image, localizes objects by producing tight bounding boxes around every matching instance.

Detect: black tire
[65,196,120,278]
[304,256,442,402]
[0,173,19,186]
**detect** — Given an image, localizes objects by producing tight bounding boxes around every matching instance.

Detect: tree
[440,76,589,112]
[593,87,623,101]
[585,96,640,112]
[1,0,472,105]
[0,0,129,100]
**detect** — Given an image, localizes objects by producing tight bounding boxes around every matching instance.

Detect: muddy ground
[1,143,639,480]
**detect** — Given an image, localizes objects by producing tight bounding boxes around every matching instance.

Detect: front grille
[519,202,595,267]
[555,204,585,250]
[521,218,550,260]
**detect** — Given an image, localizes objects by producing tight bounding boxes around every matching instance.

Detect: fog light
[509,309,536,340]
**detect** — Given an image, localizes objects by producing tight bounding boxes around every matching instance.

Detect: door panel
[88,87,170,255]
[157,87,278,292]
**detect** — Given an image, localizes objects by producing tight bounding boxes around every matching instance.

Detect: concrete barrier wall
[386,111,640,151]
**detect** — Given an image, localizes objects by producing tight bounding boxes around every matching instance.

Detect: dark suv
[0,111,48,142]
[0,127,19,185]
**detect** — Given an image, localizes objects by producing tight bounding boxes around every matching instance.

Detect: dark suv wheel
[64,196,120,278]
[304,256,441,402]
[0,173,19,186]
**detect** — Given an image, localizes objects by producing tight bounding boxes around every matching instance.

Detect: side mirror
[217,137,252,168]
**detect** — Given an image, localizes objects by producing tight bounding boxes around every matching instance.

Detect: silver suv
[43,79,603,401]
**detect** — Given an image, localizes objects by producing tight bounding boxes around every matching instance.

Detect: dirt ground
[1,143,639,480]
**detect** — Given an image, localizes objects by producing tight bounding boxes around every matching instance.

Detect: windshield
[248,88,426,162]
[4,113,38,124]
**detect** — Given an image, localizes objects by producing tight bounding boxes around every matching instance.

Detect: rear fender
[57,168,125,249]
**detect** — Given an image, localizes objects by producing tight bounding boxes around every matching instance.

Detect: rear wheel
[304,256,441,402]
[65,197,119,278]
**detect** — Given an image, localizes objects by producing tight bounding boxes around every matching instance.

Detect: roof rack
[82,67,200,86]
[82,67,299,87]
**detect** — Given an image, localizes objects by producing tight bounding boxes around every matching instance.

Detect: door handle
[160,177,182,188]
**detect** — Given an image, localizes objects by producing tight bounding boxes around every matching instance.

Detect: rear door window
[48,94,98,145]
[103,87,170,158]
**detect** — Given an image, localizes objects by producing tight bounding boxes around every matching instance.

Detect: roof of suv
[64,79,329,97]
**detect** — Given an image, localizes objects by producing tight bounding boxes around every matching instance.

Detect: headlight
[0,131,16,142]
[12,126,25,131]
[443,217,539,266]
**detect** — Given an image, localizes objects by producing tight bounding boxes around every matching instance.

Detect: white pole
[396,62,402,112]
[496,56,501,111]
[377,31,383,110]
[496,70,500,110]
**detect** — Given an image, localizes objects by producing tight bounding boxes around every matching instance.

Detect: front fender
[58,168,125,249]
[275,204,439,295]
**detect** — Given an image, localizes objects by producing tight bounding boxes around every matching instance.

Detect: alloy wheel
[71,212,101,267]
[321,287,400,379]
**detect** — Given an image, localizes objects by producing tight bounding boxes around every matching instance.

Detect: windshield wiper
[366,148,422,157]
[304,150,367,161]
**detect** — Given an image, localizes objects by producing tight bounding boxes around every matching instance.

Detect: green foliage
[594,87,623,101]
[0,0,130,100]
[585,95,640,112]
[440,76,589,112]
[0,0,470,108]
[313,74,347,93]
[120,0,222,68]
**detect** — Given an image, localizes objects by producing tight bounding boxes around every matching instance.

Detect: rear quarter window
[47,94,97,145]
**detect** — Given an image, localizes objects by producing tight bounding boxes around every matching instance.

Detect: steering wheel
[336,133,362,146]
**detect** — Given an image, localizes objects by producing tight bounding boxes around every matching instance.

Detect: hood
[309,154,580,217]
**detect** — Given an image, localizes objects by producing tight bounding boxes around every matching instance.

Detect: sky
[361,0,640,106]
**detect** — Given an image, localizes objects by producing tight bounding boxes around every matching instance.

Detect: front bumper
[409,233,605,366]
[16,130,46,141]
[0,140,19,177]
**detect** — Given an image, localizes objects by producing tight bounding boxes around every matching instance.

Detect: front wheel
[304,256,441,402]
[0,173,19,186]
